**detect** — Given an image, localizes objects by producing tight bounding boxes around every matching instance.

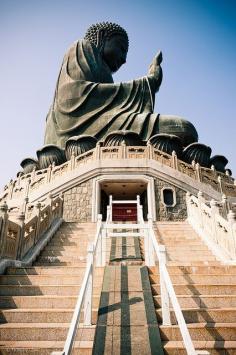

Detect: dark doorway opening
[100,181,148,221]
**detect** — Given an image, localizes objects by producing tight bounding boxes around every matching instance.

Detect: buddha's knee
[158,114,198,146]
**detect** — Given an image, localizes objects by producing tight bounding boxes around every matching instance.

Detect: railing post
[59,193,64,217]
[136,195,141,222]
[34,202,41,245]
[221,194,229,219]
[197,191,204,231]
[218,176,223,194]
[158,245,171,326]
[144,216,155,266]
[46,164,53,183]
[227,210,236,258]
[21,197,29,215]
[47,193,53,224]
[16,212,26,259]
[95,141,101,160]
[95,214,103,266]
[84,243,94,326]
[121,141,127,159]
[0,202,9,257]
[70,152,76,170]
[210,200,219,244]
[195,163,201,182]
[138,205,143,224]
[101,226,107,266]
[147,141,153,160]
[171,150,178,170]
[9,180,15,200]
[186,192,191,219]
[106,206,110,222]
[109,195,113,222]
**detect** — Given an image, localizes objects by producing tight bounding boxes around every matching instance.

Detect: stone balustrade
[1,144,235,205]
[0,195,63,261]
[186,191,236,262]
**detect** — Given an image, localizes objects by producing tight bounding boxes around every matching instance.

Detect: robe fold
[44,39,159,148]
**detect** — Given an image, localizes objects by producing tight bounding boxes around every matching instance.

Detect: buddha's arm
[147,66,163,93]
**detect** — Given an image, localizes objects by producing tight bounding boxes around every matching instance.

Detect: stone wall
[63,179,93,222]
[154,178,187,221]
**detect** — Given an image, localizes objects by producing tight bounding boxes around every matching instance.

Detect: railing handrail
[187,191,236,261]
[59,215,104,355]
[148,225,198,355]
[61,260,93,355]
[93,214,103,252]
[0,195,63,261]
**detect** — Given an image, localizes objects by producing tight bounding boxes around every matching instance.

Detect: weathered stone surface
[63,179,93,222]
[154,178,187,221]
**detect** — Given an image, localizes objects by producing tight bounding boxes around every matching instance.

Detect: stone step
[166,254,216,260]
[166,251,214,257]
[0,275,103,286]
[156,236,207,248]
[166,256,216,262]
[163,340,236,355]
[0,340,93,354]
[155,222,191,227]
[154,295,236,308]
[150,274,236,284]
[0,309,98,323]
[42,246,88,251]
[152,283,236,295]
[47,240,92,246]
[55,232,95,238]
[156,308,236,324]
[0,295,100,309]
[0,285,102,296]
[161,245,210,251]
[39,249,89,257]
[0,323,96,341]
[6,266,104,276]
[51,234,94,240]
[160,323,236,341]
[34,262,88,267]
[156,232,197,237]
[157,235,197,239]
[165,261,221,266]
[36,256,87,263]
[148,265,236,275]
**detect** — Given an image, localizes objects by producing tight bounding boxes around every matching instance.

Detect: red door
[112,203,137,222]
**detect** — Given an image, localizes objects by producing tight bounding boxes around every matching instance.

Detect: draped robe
[44,39,160,148]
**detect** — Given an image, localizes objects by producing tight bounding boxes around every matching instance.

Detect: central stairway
[92,234,164,354]
[0,222,104,354]
[149,221,236,354]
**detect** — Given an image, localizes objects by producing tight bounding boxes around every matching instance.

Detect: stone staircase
[149,221,236,354]
[0,222,104,354]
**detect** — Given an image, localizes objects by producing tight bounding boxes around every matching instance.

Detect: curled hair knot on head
[84,22,129,48]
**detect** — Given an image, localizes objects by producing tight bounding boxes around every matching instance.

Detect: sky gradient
[0,0,235,189]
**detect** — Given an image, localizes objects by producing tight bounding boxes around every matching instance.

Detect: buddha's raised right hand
[148,51,163,92]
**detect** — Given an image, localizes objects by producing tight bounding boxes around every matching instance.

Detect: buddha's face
[102,35,128,73]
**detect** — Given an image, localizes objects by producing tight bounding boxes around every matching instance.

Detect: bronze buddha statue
[44,22,198,148]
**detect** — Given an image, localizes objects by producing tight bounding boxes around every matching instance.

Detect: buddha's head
[84,22,129,73]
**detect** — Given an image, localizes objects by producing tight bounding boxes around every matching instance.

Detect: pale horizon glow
[0,0,235,189]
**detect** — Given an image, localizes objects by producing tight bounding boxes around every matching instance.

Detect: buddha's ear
[96,29,106,48]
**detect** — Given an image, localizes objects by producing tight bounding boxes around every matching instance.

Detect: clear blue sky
[0,0,235,189]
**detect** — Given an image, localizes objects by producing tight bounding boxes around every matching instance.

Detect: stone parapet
[1,145,235,207]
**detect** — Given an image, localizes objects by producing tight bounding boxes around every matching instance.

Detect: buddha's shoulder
[66,39,97,54]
